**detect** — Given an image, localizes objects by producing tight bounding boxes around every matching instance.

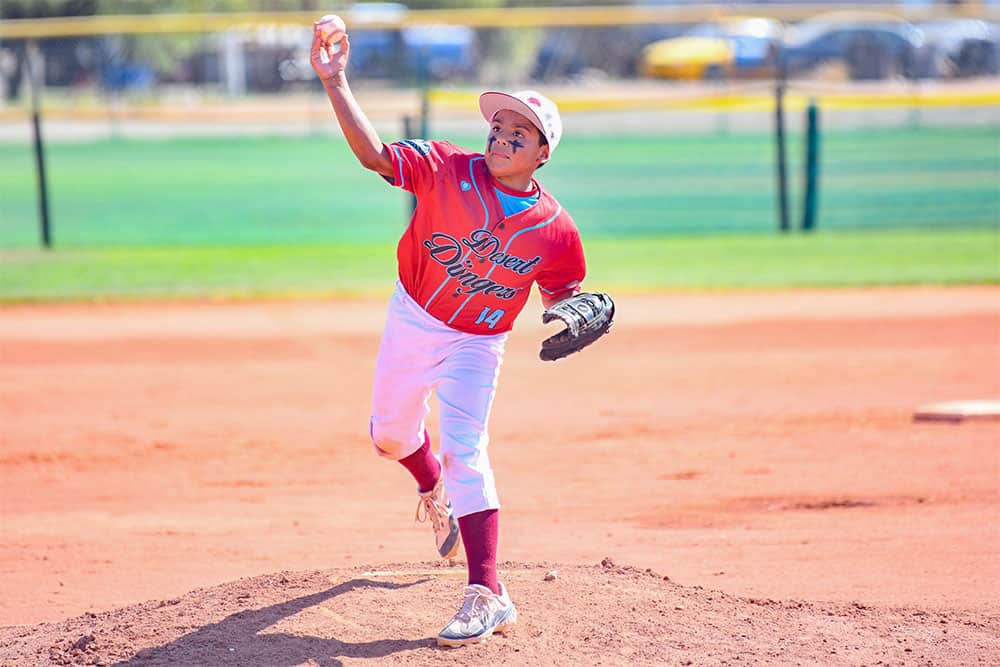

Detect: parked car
[341,2,408,80]
[531,25,686,82]
[781,11,931,80]
[918,19,998,77]
[639,17,784,81]
[401,24,479,82]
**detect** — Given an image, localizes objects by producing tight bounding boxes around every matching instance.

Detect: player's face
[485,110,549,187]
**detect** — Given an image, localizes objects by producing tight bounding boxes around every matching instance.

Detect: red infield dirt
[1,287,998,665]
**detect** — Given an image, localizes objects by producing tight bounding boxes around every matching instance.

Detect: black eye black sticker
[487,131,526,154]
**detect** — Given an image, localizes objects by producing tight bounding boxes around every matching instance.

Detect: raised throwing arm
[310,16,393,178]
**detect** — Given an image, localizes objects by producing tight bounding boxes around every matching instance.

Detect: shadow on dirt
[112,578,432,667]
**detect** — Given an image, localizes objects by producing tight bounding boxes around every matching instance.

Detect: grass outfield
[1,126,997,248]
[2,127,995,301]
[1,230,996,303]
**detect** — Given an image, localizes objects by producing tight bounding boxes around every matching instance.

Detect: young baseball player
[310,15,608,647]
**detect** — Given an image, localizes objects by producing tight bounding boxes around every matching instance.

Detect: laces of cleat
[415,496,447,532]
[459,590,492,623]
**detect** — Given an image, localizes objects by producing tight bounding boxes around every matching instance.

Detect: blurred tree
[1,1,98,100]
[95,1,255,14]
[90,1,270,91]
[93,1,331,12]
[0,0,98,19]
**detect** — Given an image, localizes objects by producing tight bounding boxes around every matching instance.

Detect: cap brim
[479,91,545,137]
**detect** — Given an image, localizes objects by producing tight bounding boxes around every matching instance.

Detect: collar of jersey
[488,172,539,198]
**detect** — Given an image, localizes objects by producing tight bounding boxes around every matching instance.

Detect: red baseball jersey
[384,139,586,335]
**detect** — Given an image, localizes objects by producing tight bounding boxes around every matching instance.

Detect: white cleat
[437,583,517,647]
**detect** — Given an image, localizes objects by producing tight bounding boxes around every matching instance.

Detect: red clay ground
[1,287,998,665]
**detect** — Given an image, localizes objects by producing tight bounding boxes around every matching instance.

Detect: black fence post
[27,41,52,249]
[802,99,821,232]
[774,68,790,234]
[419,86,429,140]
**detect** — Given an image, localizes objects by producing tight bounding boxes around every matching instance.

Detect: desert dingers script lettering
[423,231,542,298]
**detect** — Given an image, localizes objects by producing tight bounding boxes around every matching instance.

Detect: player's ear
[537,143,550,166]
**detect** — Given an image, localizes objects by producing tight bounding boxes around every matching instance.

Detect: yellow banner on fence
[0,3,996,38]
[429,87,1000,114]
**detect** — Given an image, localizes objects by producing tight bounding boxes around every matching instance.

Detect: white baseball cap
[479,90,563,155]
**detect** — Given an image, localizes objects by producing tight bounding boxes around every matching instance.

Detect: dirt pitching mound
[2,560,997,667]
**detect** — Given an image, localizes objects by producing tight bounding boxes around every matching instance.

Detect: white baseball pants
[369,282,507,518]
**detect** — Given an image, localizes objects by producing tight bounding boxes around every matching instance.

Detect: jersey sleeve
[535,221,586,300]
[383,139,459,196]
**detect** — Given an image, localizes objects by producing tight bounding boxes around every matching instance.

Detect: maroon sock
[458,509,499,595]
[397,430,440,493]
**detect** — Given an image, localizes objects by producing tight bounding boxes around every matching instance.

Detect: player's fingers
[323,35,349,69]
[310,30,324,60]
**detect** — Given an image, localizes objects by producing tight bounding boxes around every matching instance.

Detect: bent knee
[369,420,419,460]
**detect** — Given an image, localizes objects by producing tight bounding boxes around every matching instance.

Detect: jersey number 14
[475,306,506,330]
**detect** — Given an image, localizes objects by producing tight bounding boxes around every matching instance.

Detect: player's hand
[310,16,350,83]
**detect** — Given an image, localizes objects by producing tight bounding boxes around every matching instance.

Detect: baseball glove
[539,292,615,361]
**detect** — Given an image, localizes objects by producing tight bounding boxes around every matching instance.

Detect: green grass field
[1,231,996,302]
[2,126,996,246]
[1,126,996,301]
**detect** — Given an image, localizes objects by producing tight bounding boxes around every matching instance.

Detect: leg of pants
[435,334,505,517]
[369,284,507,517]
[369,290,435,461]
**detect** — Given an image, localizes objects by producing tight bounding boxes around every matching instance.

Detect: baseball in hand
[315,14,346,44]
